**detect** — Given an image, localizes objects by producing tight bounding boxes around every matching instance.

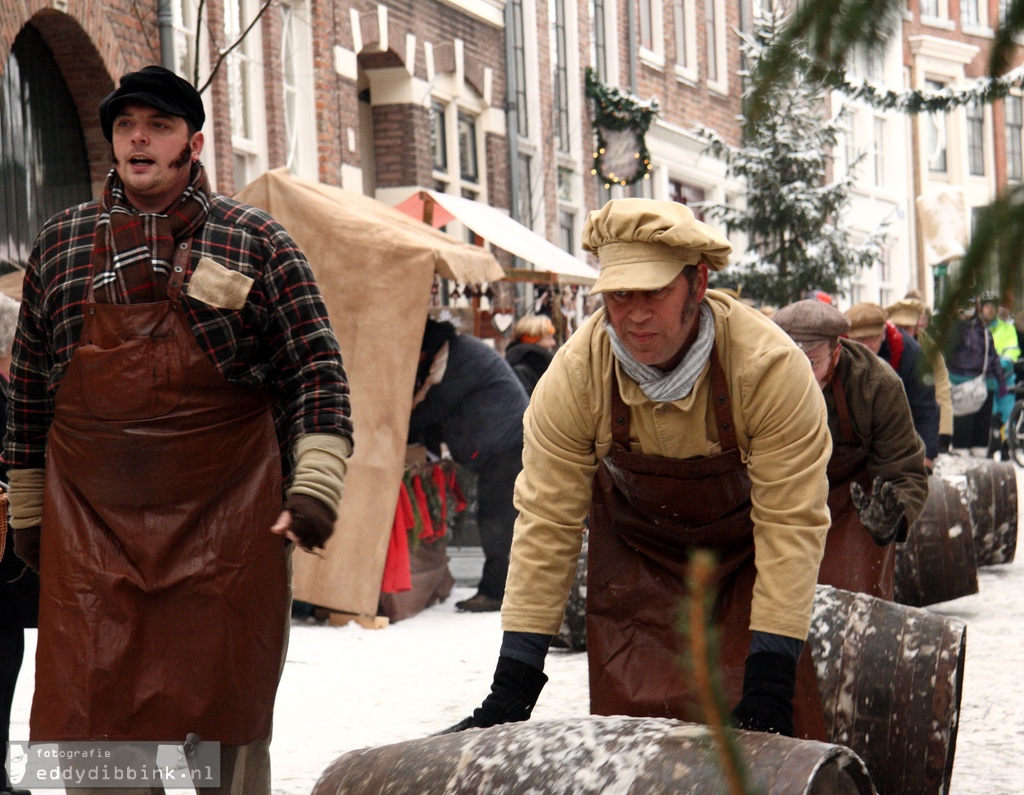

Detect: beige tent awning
[0,269,24,301]
[395,190,600,285]
[235,169,503,618]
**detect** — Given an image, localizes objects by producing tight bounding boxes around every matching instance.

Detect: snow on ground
[10,464,1023,794]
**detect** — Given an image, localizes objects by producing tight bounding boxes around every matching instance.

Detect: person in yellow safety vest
[981,296,1020,458]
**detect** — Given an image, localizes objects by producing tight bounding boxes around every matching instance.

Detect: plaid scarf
[90,164,211,303]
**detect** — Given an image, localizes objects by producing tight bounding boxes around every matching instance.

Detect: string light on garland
[585,67,659,187]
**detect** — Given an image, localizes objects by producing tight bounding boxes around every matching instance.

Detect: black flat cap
[99,65,205,142]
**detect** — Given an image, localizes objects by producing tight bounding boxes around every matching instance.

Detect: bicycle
[1004,360,1024,466]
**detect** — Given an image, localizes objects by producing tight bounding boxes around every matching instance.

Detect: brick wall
[1,0,159,196]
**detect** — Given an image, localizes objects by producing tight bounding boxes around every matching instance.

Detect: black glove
[13,525,41,572]
[729,651,796,737]
[850,477,906,546]
[438,656,548,733]
[285,494,336,551]
[938,434,952,454]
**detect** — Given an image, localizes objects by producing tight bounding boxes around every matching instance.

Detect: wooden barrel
[312,716,876,795]
[893,475,979,607]
[555,534,588,651]
[809,585,966,795]
[934,456,1018,566]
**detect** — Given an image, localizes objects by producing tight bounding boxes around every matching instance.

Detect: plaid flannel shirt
[2,193,353,473]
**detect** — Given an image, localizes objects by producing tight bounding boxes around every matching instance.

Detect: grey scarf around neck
[606,303,715,402]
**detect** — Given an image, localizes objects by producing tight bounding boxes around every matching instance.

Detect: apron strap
[708,348,737,451]
[609,345,737,452]
[829,368,857,444]
[167,237,193,301]
[610,366,631,447]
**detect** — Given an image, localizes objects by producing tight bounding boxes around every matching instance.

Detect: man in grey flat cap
[444,198,833,740]
[774,300,929,600]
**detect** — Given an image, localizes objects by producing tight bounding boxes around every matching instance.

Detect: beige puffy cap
[773,299,851,350]
[885,298,926,327]
[845,302,888,339]
[582,198,732,294]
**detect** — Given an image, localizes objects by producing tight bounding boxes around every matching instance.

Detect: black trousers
[1,627,24,790]
[952,390,996,449]
[473,443,524,600]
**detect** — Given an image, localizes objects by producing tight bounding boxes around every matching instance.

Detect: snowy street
[9,466,1022,794]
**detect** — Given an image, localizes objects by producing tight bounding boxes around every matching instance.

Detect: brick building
[1,0,1021,310]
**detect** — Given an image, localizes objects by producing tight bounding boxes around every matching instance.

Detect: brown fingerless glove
[285,494,336,551]
[14,525,41,572]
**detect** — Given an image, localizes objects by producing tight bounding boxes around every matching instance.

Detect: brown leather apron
[817,369,894,600]
[32,241,289,743]
[586,350,826,741]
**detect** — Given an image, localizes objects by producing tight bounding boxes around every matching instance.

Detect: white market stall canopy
[395,189,600,286]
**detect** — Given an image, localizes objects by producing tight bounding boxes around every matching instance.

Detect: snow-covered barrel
[809,585,966,795]
[555,534,588,651]
[311,716,877,795]
[893,475,979,607]
[934,456,1017,566]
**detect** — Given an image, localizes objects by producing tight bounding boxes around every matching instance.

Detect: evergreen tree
[697,3,886,308]
[749,0,1024,345]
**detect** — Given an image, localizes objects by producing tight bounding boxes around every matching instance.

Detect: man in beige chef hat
[443,199,833,741]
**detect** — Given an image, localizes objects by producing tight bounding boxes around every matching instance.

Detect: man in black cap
[2,65,353,794]
[774,299,928,600]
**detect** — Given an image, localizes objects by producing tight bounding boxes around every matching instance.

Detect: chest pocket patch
[186,257,254,310]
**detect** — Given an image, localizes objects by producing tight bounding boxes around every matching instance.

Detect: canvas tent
[236,168,504,619]
[0,269,23,300]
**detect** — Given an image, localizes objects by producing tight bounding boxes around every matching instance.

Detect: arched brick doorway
[1,23,91,272]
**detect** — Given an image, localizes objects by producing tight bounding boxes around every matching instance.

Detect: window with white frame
[557,166,577,254]
[872,115,887,188]
[966,102,985,176]
[224,0,266,189]
[670,179,706,221]
[705,0,727,92]
[920,0,940,19]
[551,0,571,153]
[877,247,893,307]
[925,79,947,174]
[672,0,697,80]
[431,100,483,200]
[590,0,609,81]
[280,0,317,180]
[458,111,479,193]
[171,0,199,83]
[960,0,982,28]
[517,152,536,229]
[510,0,529,138]
[430,100,448,175]
[639,0,665,66]
[1007,94,1022,181]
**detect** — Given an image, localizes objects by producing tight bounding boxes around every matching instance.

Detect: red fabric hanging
[447,466,467,512]
[381,483,414,593]
[410,473,437,540]
[432,464,448,524]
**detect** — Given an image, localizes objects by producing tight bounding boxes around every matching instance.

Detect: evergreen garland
[817,61,1024,113]
[585,67,659,187]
